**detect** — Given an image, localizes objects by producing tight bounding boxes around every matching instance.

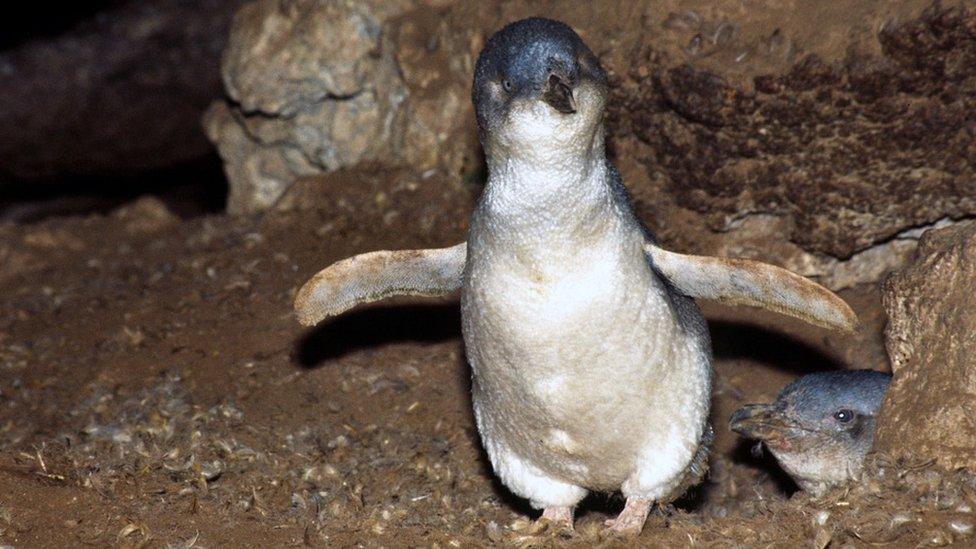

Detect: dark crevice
[0,1,128,50]
[0,153,228,223]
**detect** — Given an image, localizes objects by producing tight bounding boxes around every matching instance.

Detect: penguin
[294,17,857,535]
[731,370,890,496]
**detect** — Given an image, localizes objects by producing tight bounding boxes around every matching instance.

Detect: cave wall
[0,0,245,182]
[874,221,976,471]
[205,1,975,266]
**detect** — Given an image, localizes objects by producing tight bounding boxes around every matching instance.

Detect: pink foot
[539,506,574,533]
[605,497,652,536]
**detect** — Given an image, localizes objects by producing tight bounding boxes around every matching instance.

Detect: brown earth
[0,166,973,547]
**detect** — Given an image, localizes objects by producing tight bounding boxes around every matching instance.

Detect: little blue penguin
[293,17,858,535]
[730,370,891,496]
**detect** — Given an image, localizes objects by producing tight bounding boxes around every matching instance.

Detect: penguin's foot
[604,497,651,536]
[538,506,574,534]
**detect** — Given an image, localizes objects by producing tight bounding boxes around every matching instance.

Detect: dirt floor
[0,163,972,548]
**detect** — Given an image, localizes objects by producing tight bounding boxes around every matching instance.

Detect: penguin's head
[730,369,891,494]
[472,18,608,162]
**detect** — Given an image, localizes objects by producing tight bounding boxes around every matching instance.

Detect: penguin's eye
[501,78,513,92]
[833,409,855,423]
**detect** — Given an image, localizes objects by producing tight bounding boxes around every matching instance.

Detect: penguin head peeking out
[730,369,891,496]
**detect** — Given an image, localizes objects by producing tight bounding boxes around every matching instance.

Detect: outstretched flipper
[294,242,467,326]
[645,243,858,333]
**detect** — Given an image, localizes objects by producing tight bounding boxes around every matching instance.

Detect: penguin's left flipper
[644,243,858,333]
[294,242,467,326]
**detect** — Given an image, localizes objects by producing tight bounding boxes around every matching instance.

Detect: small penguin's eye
[833,409,855,423]
[501,78,513,92]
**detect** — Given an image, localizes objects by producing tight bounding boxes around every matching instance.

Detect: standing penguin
[294,18,857,535]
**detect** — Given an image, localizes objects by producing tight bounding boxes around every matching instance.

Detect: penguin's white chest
[464,239,655,379]
[461,233,709,489]
[489,247,633,345]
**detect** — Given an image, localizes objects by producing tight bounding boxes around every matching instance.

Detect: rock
[616,6,976,259]
[701,213,939,291]
[389,11,478,176]
[0,0,245,182]
[111,196,179,234]
[203,101,321,214]
[874,220,976,471]
[205,0,485,214]
[205,0,416,214]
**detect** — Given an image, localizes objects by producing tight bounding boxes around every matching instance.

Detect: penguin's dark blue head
[731,370,890,443]
[472,18,608,148]
[777,369,890,427]
[730,369,891,493]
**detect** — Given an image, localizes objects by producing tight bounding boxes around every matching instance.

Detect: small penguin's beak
[730,404,795,441]
[540,72,577,114]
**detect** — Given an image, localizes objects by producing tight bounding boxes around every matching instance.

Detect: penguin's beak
[730,404,795,441]
[541,72,577,114]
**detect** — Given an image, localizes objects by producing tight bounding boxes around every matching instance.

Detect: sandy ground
[5,164,971,548]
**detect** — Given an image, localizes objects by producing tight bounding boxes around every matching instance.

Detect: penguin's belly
[461,248,710,490]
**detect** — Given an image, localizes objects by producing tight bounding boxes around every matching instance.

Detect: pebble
[949,520,973,535]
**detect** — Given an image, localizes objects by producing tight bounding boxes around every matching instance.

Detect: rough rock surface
[874,221,976,471]
[0,0,244,182]
[204,0,408,213]
[207,0,534,214]
[615,5,976,258]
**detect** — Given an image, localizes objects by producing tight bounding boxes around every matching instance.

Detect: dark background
[0,0,241,222]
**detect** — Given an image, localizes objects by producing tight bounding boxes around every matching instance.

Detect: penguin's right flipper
[294,242,467,326]
[644,243,858,333]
